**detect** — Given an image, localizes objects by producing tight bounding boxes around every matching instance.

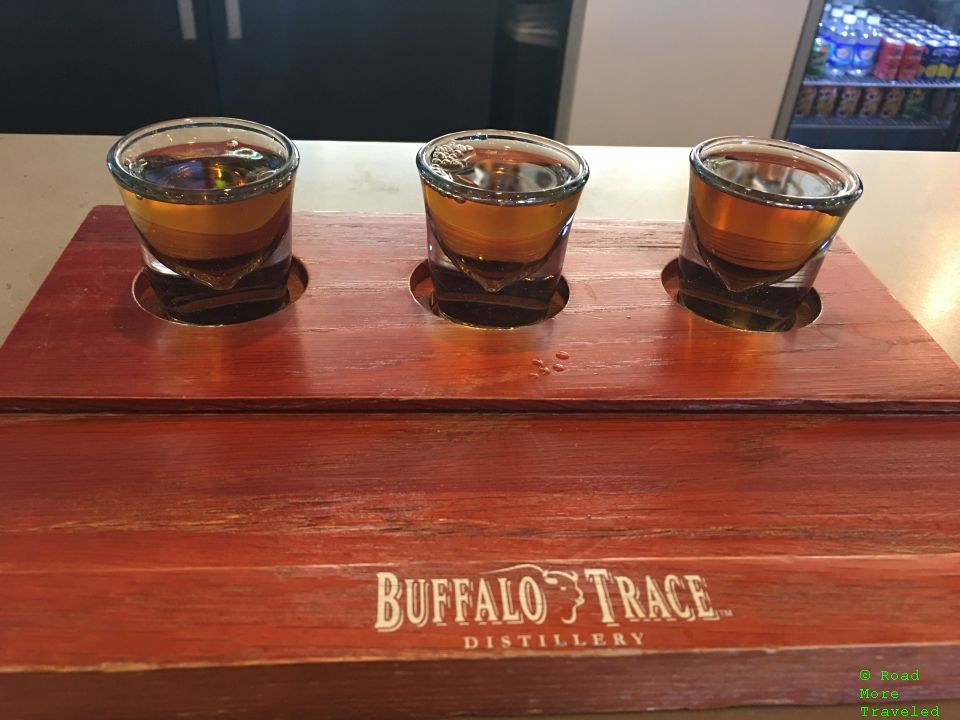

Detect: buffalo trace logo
[374,563,732,650]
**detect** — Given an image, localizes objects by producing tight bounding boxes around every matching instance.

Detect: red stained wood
[0,207,957,412]
[3,647,956,720]
[2,412,960,568]
[1,412,959,718]
[2,208,959,718]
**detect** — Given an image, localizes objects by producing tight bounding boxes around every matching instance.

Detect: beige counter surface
[1,134,958,364]
[2,135,960,717]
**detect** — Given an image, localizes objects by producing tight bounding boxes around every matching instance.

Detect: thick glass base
[429,263,558,328]
[676,256,818,332]
[144,255,291,326]
[676,216,826,332]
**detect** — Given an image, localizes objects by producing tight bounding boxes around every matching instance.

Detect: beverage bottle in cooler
[938,38,960,79]
[874,30,906,81]
[807,9,834,78]
[920,37,942,79]
[807,38,832,77]
[850,14,882,76]
[899,35,928,81]
[827,14,859,77]
[823,7,844,42]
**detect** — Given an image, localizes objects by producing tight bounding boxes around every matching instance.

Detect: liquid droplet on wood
[555,351,570,360]
[553,363,566,372]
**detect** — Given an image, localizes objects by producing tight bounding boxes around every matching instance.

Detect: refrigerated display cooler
[776,0,960,149]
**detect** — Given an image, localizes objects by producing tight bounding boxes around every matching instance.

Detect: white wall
[556,0,812,146]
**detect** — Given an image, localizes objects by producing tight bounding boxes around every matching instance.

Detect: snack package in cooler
[929,88,959,120]
[815,86,840,117]
[795,86,817,117]
[858,86,884,118]
[900,88,928,119]
[835,86,862,117]
[880,87,906,118]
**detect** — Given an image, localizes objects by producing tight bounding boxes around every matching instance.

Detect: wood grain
[3,412,960,567]
[5,556,959,664]
[3,646,956,720]
[2,207,959,717]
[1,412,959,717]
[0,207,957,412]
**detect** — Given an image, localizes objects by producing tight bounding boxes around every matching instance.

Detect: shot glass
[416,130,589,328]
[107,117,299,325]
[678,137,862,331]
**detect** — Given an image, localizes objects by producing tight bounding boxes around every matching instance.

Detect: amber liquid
[119,141,294,325]
[680,150,850,331]
[422,146,581,328]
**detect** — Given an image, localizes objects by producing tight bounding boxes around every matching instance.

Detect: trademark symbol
[719,609,734,618]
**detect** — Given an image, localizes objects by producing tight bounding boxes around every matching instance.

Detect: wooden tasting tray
[0,207,958,719]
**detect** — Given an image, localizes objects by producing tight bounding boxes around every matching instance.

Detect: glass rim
[689,136,863,211]
[106,117,300,204]
[416,129,589,205]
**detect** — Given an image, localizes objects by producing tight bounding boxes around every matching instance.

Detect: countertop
[1,136,959,720]
[1,135,958,365]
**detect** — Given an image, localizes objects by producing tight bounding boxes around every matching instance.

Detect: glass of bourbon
[678,137,862,332]
[107,118,299,325]
[416,130,589,328]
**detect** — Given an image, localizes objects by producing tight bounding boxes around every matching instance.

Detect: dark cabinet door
[1,1,220,134]
[207,0,498,141]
